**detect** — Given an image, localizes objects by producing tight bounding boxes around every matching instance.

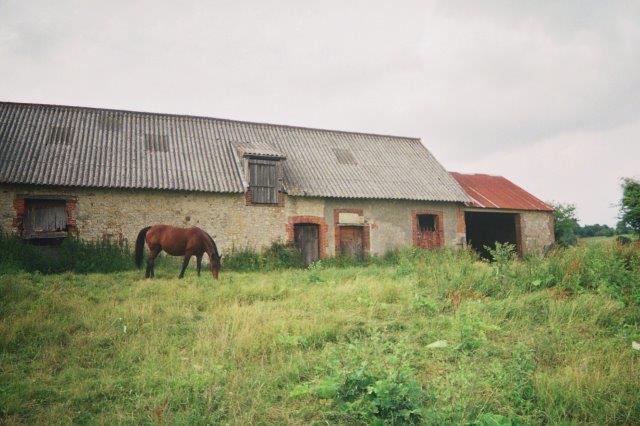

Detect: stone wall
[520,210,555,255]
[1,184,465,257]
[321,198,465,255]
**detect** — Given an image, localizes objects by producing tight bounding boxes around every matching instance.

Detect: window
[249,159,278,204]
[101,114,122,131]
[413,212,443,249]
[417,214,437,232]
[23,199,68,239]
[333,148,357,165]
[47,126,74,145]
[145,134,169,152]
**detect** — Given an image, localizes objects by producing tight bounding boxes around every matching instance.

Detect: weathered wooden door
[294,224,320,266]
[339,226,363,258]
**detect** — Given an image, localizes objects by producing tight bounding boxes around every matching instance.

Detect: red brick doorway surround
[333,208,370,256]
[286,215,328,258]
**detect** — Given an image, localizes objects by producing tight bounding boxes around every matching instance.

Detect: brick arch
[286,215,328,258]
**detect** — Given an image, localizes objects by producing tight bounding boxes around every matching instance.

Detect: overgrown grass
[222,242,303,271]
[1,241,639,424]
[0,233,132,274]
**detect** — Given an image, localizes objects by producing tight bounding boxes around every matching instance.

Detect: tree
[576,223,614,237]
[620,178,640,235]
[550,202,580,246]
[615,219,631,235]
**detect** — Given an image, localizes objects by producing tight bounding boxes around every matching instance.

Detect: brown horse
[135,225,222,279]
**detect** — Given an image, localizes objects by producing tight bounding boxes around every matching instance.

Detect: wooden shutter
[249,160,278,204]
[23,200,68,238]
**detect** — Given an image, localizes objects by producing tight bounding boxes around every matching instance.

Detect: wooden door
[294,224,320,266]
[339,226,363,258]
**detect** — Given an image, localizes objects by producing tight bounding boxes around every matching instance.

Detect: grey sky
[1,0,638,225]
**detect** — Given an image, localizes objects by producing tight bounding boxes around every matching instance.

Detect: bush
[222,242,303,272]
[309,356,427,424]
[0,232,132,274]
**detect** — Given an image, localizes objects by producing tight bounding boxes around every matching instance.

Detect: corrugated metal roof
[0,101,469,202]
[450,172,553,211]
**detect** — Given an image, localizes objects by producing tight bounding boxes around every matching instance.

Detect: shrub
[222,242,303,271]
[313,359,426,424]
[0,231,132,274]
[486,242,517,264]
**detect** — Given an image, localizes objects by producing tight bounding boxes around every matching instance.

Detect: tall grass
[1,241,639,424]
[222,242,303,271]
[0,232,132,274]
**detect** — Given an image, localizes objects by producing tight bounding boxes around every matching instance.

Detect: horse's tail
[135,226,152,268]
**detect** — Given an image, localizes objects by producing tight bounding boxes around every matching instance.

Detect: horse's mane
[198,227,220,260]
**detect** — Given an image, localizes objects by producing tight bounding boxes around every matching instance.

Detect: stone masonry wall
[322,198,465,256]
[1,184,554,258]
[520,210,555,255]
[1,184,467,258]
[1,184,323,256]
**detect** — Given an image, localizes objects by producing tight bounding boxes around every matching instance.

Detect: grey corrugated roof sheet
[0,102,469,202]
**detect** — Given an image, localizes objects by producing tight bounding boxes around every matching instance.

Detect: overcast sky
[1,0,638,225]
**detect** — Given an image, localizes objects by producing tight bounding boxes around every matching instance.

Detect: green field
[1,243,639,424]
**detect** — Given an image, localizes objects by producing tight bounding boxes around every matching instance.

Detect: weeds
[0,232,132,274]
[222,242,302,271]
[0,239,639,424]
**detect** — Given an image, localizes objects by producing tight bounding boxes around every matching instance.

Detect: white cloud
[0,0,638,225]
[448,118,640,225]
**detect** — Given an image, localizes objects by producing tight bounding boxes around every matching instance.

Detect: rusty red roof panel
[450,172,553,211]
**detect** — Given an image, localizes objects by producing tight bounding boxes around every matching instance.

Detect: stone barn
[1,101,474,265]
[450,172,555,257]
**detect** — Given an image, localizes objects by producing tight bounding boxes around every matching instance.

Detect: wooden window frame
[246,158,282,206]
[13,195,78,239]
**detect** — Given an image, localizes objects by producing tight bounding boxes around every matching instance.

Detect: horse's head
[210,252,222,279]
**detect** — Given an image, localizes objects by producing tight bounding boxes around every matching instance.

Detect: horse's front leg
[196,254,203,277]
[179,254,192,279]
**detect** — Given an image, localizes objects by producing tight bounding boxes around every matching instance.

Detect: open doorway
[465,211,521,259]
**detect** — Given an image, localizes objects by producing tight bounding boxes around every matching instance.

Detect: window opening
[249,159,278,204]
[101,115,122,131]
[23,199,68,239]
[417,214,437,232]
[145,134,169,152]
[333,148,357,165]
[47,126,74,145]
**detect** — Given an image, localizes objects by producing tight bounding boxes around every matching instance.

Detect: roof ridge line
[0,100,422,142]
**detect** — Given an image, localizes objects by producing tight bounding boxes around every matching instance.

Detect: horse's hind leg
[196,254,203,277]
[146,247,160,278]
[179,254,192,279]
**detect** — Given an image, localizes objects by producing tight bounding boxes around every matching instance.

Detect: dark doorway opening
[465,212,520,259]
[294,224,320,266]
[339,226,364,259]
